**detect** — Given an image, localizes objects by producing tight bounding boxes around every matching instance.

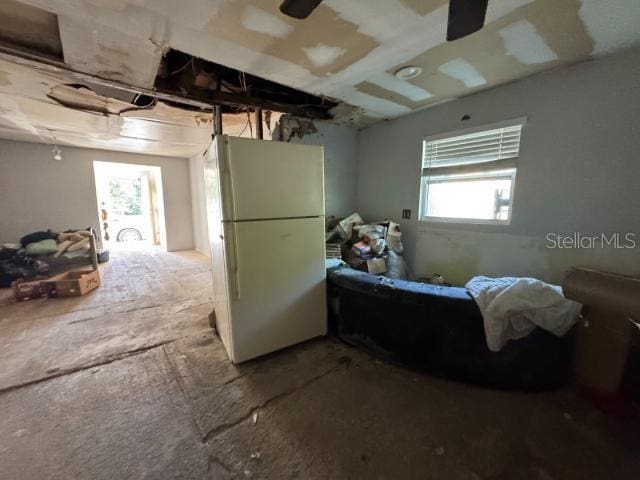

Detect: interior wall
[189,150,209,256]
[0,140,194,251]
[190,121,358,257]
[356,47,640,285]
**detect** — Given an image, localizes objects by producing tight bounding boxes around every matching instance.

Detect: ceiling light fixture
[52,145,62,161]
[394,66,423,81]
[49,130,63,161]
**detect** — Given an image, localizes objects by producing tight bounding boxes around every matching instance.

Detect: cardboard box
[366,257,387,275]
[572,308,634,394]
[41,269,100,297]
[12,277,48,301]
[11,234,100,301]
[563,268,640,395]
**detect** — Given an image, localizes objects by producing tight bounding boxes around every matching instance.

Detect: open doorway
[93,161,167,252]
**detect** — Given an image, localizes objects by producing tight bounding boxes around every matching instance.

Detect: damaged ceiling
[0,56,215,157]
[0,0,639,156]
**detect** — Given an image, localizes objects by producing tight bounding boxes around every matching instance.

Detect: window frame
[418,117,526,226]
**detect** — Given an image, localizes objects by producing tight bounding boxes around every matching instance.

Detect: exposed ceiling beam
[0,44,332,120]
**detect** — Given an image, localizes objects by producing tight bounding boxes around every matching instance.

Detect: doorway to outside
[93,161,167,252]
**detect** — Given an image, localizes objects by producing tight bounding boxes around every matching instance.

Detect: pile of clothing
[326,213,411,279]
[0,228,96,288]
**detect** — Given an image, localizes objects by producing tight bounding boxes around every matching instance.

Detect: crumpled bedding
[465,276,582,352]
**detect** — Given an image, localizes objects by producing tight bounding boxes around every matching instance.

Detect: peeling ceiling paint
[0,53,290,156]
[58,16,164,88]
[0,58,213,157]
[0,0,638,137]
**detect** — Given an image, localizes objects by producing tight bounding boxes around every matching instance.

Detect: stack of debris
[325,241,342,260]
[0,227,105,291]
[325,213,410,279]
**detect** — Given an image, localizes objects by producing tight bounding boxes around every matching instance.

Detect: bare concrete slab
[0,348,210,480]
[164,329,640,479]
[0,251,213,391]
[203,340,640,480]
[164,332,352,440]
[0,250,212,322]
[0,297,212,391]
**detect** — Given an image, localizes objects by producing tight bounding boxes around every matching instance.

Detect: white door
[220,136,325,221]
[225,216,327,363]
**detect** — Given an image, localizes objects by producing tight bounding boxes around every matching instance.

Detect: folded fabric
[62,227,92,234]
[20,230,58,247]
[58,232,84,243]
[53,240,74,258]
[67,237,90,252]
[62,249,90,259]
[25,239,58,256]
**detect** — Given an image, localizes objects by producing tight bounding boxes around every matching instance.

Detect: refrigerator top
[217,135,325,221]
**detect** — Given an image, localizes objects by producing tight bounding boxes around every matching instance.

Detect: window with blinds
[419,119,525,224]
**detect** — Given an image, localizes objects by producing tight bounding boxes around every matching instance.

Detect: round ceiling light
[394,65,422,80]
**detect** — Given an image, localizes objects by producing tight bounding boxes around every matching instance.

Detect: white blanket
[465,276,582,352]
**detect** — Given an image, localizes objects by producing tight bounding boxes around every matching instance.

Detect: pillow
[25,239,58,256]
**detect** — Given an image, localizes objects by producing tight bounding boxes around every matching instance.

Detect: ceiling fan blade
[279,0,323,19]
[446,0,489,41]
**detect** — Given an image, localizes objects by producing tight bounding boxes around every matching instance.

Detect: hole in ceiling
[154,49,338,119]
[0,0,63,60]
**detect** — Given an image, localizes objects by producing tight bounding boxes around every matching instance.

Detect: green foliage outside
[109,177,142,215]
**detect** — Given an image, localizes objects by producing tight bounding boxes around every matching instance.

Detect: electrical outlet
[402,209,411,219]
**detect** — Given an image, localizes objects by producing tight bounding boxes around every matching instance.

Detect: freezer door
[221,136,325,221]
[225,217,327,363]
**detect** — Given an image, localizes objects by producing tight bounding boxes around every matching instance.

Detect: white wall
[0,140,194,251]
[357,48,640,285]
[189,121,359,257]
[189,150,209,256]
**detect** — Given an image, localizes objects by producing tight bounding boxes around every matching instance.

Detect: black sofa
[327,268,572,391]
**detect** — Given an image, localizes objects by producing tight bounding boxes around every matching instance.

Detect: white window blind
[423,124,523,170]
[419,119,525,224]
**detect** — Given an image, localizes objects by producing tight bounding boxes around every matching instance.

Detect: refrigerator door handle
[226,222,241,299]
[219,137,237,221]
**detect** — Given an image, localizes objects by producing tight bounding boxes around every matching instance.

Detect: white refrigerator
[203,135,327,363]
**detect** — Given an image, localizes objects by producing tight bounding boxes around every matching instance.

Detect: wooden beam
[176,84,331,120]
[255,109,263,139]
[214,106,223,135]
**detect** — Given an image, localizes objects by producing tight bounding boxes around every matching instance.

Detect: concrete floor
[0,251,638,480]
